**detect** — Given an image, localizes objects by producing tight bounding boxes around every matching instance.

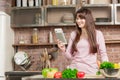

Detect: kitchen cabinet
[11,1,77,28]
[44,5,76,26]
[11,7,44,27]
[11,0,77,48]
[114,4,120,24]
[83,4,114,25]
[11,0,120,28]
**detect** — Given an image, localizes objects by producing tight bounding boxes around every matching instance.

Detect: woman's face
[76,14,86,28]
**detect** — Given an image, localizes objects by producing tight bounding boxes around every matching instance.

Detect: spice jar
[32,28,39,44]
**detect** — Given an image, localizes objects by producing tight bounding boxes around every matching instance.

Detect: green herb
[96,70,101,75]
[100,61,114,69]
[62,68,78,78]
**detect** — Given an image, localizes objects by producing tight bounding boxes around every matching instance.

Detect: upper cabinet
[11,0,120,28]
[11,0,45,28]
[44,5,76,26]
[115,4,120,24]
[83,4,114,25]
[82,0,113,25]
[11,7,44,27]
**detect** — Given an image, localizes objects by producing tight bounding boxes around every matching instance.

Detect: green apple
[42,68,50,78]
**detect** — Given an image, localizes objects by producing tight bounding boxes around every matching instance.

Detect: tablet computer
[54,28,67,44]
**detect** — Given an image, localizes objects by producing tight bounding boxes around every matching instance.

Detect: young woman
[57,7,109,74]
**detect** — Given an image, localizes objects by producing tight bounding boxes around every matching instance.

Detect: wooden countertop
[22,74,120,80]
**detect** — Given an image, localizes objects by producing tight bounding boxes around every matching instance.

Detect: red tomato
[77,71,85,78]
[54,72,62,78]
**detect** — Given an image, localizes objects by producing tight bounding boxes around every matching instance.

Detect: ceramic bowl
[100,69,120,78]
[96,18,110,22]
[61,13,74,23]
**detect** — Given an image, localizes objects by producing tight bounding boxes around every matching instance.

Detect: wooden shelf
[45,5,76,8]
[84,4,112,7]
[45,23,76,26]
[11,24,44,29]
[13,40,120,47]
[11,24,76,29]
[12,43,57,47]
[12,6,42,10]
[105,40,120,44]
[12,43,58,52]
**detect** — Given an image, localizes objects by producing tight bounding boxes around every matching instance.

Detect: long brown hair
[71,7,97,54]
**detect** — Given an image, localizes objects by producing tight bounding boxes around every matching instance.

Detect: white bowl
[14,51,29,65]
[100,69,120,78]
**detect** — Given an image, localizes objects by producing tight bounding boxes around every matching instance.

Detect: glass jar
[72,0,76,5]
[28,0,34,7]
[32,28,39,44]
[35,13,41,24]
[22,0,27,7]
[16,0,22,7]
[52,0,58,5]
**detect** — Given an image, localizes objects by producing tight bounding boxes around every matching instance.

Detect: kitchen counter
[5,71,120,80]
[5,71,41,80]
[22,74,120,80]
[22,78,120,80]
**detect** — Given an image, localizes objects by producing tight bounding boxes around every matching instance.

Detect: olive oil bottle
[32,28,39,44]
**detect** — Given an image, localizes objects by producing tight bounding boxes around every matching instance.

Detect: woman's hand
[57,39,66,52]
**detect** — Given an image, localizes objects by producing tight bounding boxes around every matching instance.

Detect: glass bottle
[32,28,39,44]
[49,31,53,43]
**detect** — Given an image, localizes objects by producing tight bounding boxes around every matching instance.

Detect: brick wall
[0,0,11,14]
[14,26,120,71]
[0,1,120,71]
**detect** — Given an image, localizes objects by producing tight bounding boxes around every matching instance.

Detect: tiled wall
[0,1,120,71]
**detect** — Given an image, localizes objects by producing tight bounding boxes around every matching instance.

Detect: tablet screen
[54,28,67,44]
